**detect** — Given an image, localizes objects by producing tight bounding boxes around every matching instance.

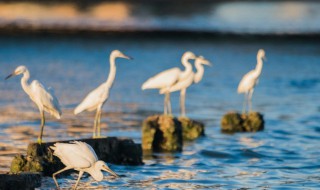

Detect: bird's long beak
[5,73,15,80]
[203,61,212,67]
[263,56,267,62]
[123,55,133,60]
[102,165,119,178]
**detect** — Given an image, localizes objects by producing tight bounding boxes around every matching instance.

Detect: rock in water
[10,137,143,176]
[221,112,264,133]
[178,117,205,140]
[0,172,41,190]
[142,115,205,151]
[142,115,183,152]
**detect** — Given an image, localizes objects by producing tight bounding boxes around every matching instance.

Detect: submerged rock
[142,115,205,152]
[10,137,143,176]
[0,172,41,190]
[221,112,264,133]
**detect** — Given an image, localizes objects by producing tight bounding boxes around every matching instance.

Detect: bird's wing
[74,141,98,162]
[51,142,96,168]
[237,70,257,93]
[74,83,109,114]
[160,72,195,94]
[30,80,61,119]
[142,68,180,90]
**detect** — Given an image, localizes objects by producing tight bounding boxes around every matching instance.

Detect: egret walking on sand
[74,50,132,138]
[5,65,61,144]
[141,51,196,115]
[160,56,211,116]
[51,141,119,190]
[237,49,266,114]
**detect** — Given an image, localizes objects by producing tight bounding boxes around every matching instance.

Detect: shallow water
[0,34,319,189]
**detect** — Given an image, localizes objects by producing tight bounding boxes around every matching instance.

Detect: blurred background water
[0,0,320,189]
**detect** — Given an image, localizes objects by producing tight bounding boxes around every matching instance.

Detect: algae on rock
[221,112,264,133]
[142,115,183,152]
[178,117,205,140]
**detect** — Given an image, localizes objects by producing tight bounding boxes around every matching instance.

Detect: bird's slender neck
[181,56,193,77]
[86,165,104,181]
[194,61,204,83]
[20,70,31,96]
[105,54,117,87]
[254,55,264,77]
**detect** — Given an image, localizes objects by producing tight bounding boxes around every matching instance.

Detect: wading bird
[5,65,61,144]
[141,51,196,115]
[160,56,211,116]
[74,50,132,138]
[51,141,119,190]
[237,49,266,114]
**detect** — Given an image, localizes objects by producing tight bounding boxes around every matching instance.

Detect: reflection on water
[0,1,320,33]
[0,34,319,188]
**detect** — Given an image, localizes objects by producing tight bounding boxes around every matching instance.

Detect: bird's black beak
[5,73,14,80]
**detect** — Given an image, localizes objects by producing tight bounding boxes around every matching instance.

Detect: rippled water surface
[0,34,319,189]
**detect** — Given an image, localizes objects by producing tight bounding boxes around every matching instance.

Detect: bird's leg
[248,89,254,113]
[164,92,168,115]
[97,109,102,137]
[167,93,172,115]
[73,171,84,190]
[180,88,186,117]
[242,93,247,115]
[52,167,72,190]
[93,110,99,138]
[37,110,45,144]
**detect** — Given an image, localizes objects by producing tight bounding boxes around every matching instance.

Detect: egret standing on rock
[51,141,119,190]
[5,65,61,144]
[141,51,196,115]
[74,50,132,138]
[160,56,211,116]
[237,49,266,114]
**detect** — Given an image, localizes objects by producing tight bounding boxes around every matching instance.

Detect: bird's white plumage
[142,68,181,90]
[141,51,196,114]
[237,49,266,113]
[160,72,195,94]
[30,80,61,119]
[74,83,109,114]
[51,141,98,169]
[237,70,258,93]
[74,50,131,137]
[5,65,61,143]
[50,141,119,189]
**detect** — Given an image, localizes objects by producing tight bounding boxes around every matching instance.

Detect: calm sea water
[0,34,319,189]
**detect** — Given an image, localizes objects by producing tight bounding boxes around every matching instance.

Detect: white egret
[237,49,266,114]
[51,141,119,190]
[141,51,196,114]
[74,50,132,138]
[5,65,61,144]
[160,56,211,116]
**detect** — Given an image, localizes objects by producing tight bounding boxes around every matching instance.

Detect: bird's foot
[37,138,43,144]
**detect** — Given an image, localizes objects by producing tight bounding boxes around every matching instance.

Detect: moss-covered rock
[10,137,143,176]
[179,117,205,140]
[142,115,206,151]
[142,115,183,152]
[221,112,264,133]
